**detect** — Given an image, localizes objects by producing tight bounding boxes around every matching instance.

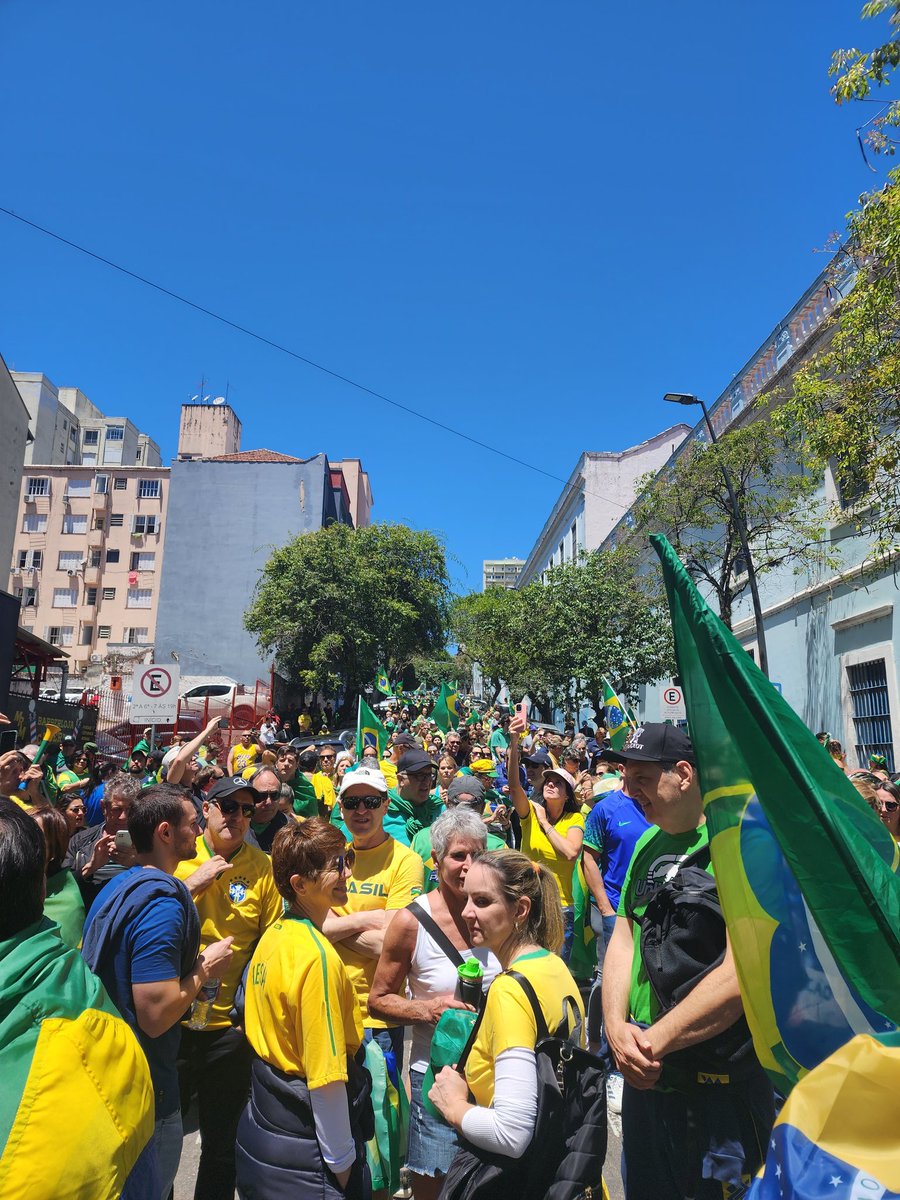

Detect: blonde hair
[474,848,564,954]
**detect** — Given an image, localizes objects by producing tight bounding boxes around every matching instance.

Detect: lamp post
[663,392,769,679]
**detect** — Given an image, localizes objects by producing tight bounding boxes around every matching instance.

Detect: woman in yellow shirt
[428,849,584,1164]
[506,710,584,963]
[235,819,373,1200]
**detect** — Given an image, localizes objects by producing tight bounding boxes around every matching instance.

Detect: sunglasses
[319,754,336,762]
[882,799,899,812]
[254,789,281,801]
[341,794,384,811]
[332,849,356,873]
[213,798,255,818]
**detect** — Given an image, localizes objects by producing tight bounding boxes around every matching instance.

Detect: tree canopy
[244,522,450,704]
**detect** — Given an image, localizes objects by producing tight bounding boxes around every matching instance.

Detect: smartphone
[114,830,133,851]
[0,729,17,755]
[515,702,527,722]
[217,718,228,729]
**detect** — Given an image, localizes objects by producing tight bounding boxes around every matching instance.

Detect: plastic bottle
[456,958,484,1006]
[187,979,220,1030]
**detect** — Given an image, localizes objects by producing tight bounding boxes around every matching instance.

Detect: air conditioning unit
[62,494,71,504]
[90,653,102,663]
[67,570,75,577]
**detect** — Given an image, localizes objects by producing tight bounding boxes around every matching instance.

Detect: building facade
[482,558,525,590]
[0,355,32,580]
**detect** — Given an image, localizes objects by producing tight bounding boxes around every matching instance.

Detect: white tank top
[407,894,501,1074]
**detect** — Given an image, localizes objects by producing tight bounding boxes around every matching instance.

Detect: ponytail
[475,849,564,955]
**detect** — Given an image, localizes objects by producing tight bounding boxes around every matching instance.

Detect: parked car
[179,683,259,730]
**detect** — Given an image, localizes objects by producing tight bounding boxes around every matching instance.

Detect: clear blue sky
[0,0,888,592]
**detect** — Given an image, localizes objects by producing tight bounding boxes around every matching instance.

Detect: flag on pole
[651,533,900,1096]
[356,697,388,760]
[375,671,392,697]
[432,682,460,733]
[601,678,634,750]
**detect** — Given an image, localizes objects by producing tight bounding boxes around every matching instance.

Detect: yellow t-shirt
[379,759,398,790]
[245,914,363,1087]
[175,835,283,1029]
[465,950,584,1107]
[312,772,337,813]
[332,836,424,1028]
[520,806,585,906]
[298,714,312,731]
[230,742,260,774]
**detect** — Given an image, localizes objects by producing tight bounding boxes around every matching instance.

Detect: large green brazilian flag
[652,534,900,1095]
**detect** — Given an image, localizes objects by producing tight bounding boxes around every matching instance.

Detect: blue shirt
[85,782,106,826]
[583,790,651,910]
[83,866,189,1117]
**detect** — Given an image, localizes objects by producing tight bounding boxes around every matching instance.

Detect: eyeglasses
[319,754,336,762]
[254,789,281,801]
[341,794,384,811]
[213,798,255,818]
[332,848,356,873]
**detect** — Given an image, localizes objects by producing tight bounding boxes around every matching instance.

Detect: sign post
[660,683,687,723]
[131,665,180,725]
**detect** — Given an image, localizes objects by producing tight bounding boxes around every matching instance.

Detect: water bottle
[187,979,220,1030]
[456,959,484,1007]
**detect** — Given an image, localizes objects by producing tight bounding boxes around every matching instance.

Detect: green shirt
[617,823,710,1025]
[488,729,509,757]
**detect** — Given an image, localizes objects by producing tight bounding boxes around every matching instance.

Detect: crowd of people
[1,695,896,1200]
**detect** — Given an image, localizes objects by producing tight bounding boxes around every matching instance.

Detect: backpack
[439,970,607,1200]
[628,842,757,1081]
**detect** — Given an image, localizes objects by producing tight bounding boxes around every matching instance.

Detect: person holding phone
[63,772,141,908]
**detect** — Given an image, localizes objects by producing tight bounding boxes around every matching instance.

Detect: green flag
[601,677,634,750]
[356,697,388,760]
[432,682,460,733]
[651,533,900,1095]
[375,670,392,697]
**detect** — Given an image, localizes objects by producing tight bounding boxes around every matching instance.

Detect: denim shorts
[406,1068,460,1178]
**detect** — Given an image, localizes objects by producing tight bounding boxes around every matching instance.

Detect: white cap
[339,764,388,798]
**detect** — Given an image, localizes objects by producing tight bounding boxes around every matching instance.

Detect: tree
[831,1,900,158]
[630,419,828,630]
[244,522,450,708]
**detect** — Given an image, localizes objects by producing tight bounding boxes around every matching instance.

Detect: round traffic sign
[140,667,173,697]
[663,687,682,706]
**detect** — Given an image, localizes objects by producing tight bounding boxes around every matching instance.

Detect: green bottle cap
[457,959,484,981]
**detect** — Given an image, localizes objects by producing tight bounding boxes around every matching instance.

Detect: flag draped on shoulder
[432,682,461,733]
[375,670,392,697]
[356,697,388,760]
[601,678,634,750]
[651,533,900,1096]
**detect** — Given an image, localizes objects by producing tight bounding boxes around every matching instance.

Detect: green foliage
[409,653,472,692]
[630,419,828,629]
[831,2,900,154]
[244,522,450,701]
[450,549,675,719]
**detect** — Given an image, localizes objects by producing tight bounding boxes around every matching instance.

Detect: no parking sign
[131,665,180,723]
[661,683,686,722]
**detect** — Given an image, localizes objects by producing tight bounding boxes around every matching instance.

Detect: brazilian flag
[375,670,392,697]
[357,696,388,759]
[653,534,900,1095]
[0,918,155,1197]
[601,678,633,750]
[432,682,460,733]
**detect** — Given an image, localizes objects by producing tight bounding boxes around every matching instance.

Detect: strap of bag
[505,969,550,1041]
[408,900,466,968]
[625,838,712,923]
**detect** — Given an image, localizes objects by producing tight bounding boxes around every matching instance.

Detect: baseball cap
[397,748,434,774]
[339,765,388,797]
[522,748,551,767]
[599,723,695,766]
[447,775,486,805]
[62,734,76,744]
[469,757,497,777]
[393,733,418,749]
[206,775,257,805]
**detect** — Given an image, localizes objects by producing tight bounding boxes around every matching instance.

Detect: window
[101,587,117,600]
[130,551,156,571]
[17,550,43,570]
[65,478,91,497]
[95,474,109,494]
[26,477,49,497]
[98,625,111,639]
[14,587,37,607]
[106,550,120,564]
[132,515,158,535]
[69,427,77,442]
[110,513,124,527]
[61,514,88,534]
[89,550,101,568]
[125,627,149,645]
[138,479,160,499]
[114,477,127,490]
[83,429,99,446]
[80,625,94,645]
[126,588,152,608]
[82,452,97,466]
[22,513,47,533]
[106,426,125,441]
[46,626,74,647]
[52,588,78,608]
[57,551,83,571]
[847,658,895,772]
[85,587,97,605]
[93,515,105,530]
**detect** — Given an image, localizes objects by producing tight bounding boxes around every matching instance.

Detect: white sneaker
[606,1071,624,1115]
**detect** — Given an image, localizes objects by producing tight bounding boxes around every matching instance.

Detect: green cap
[457,959,484,981]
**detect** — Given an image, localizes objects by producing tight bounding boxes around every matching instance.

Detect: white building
[483,558,524,590]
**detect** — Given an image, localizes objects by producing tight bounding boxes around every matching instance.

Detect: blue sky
[0,0,889,593]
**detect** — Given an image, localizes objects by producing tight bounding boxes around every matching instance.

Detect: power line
[0,204,631,514]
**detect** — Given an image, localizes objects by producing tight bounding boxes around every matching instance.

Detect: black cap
[398,748,434,774]
[599,723,695,766]
[447,775,486,805]
[206,775,257,805]
[523,748,551,767]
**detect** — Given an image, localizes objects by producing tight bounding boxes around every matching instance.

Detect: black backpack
[628,843,757,1081]
[438,970,607,1200]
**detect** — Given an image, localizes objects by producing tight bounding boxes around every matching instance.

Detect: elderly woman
[368,810,501,1200]
[236,819,373,1200]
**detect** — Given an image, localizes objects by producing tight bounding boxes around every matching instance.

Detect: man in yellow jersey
[227,729,260,777]
[323,765,423,1070]
[297,746,337,815]
[175,775,282,1200]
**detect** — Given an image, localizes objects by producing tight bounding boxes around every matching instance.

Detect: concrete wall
[15,373,81,466]
[177,403,242,460]
[0,356,31,580]
[154,455,332,682]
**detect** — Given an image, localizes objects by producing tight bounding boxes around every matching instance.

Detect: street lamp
[663,392,769,678]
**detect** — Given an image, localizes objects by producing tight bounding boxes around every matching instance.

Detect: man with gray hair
[412,776,507,892]
[63,772,141,908]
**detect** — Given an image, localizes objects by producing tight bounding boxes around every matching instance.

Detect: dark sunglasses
[318,754,336,762]
[341,794,384,811]
[882,799,899,812]
[332,848,356,873]
[254,789,281,801]
[214,798,255,818]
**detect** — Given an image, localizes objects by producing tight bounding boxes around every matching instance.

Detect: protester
[433,753,458,805]
[247,764,292,852]
[32,805,85,948]
[878,778,900,842]
[412,776,507,892]
[387,748,442,847]
[317,742,338,783]
[174,774,283,1200]
[55,748,91,797]
[428,849,583,1162]
[63,772,140,909]
[85,759,121,825]
[58,788,87,836]
[369,809,501,1200]
[235,820,373,1200]
[82,785,235,1199]
[444,729,464,767]
[0,798,156,1196]
[600,723,775,1200]
[227,729,261,776]
[335,749,354,784]
[297,746,337,816]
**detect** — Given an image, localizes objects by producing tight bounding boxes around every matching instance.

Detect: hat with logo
[599,722,695,766]
[397,748,434,774]
[339,764,388,798]
[206,775,257,805]
[522,748,552,768]
[469,757,497,777]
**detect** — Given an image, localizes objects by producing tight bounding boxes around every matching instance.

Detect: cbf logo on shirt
[229,876,250,904]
